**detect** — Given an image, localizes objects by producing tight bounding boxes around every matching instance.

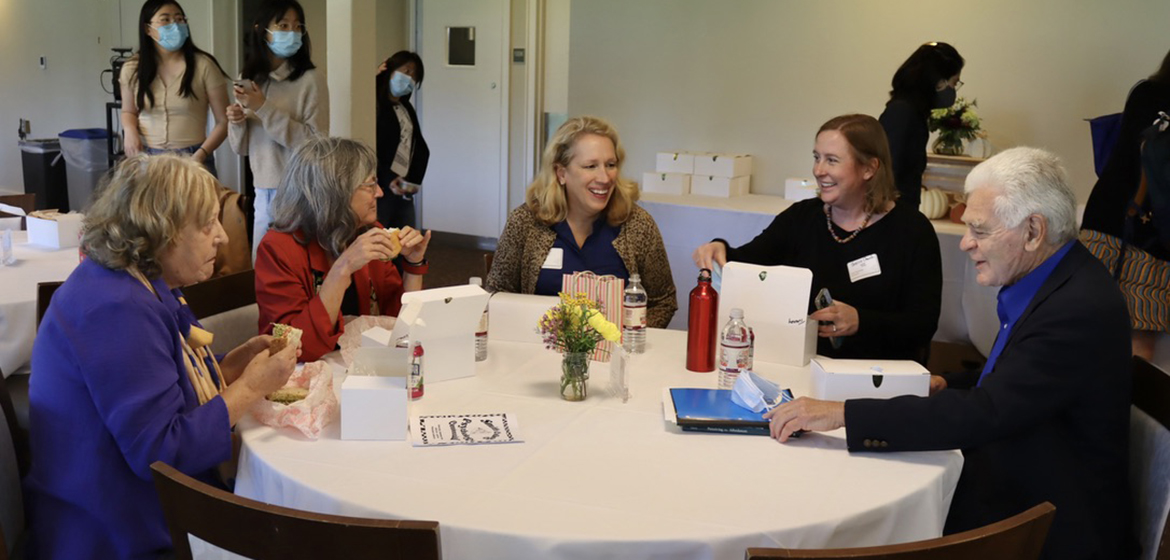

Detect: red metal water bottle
[686,269,718,372]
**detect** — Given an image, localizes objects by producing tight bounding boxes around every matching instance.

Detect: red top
[255,228,405,361]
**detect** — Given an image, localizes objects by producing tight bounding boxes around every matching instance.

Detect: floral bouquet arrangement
[537,292,620,400]
[928,96,985,155]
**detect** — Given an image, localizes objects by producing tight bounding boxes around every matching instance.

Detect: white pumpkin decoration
[919,188,949,219]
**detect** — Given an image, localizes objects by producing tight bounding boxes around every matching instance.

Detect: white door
[416,0,509,238]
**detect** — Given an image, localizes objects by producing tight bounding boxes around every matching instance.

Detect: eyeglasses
[151,14,187,25]
[954,80,965,90]
[357,181,381,195]
[269,22,305,33]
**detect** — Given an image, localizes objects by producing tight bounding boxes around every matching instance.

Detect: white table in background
[0,231,80,376]
[234,329,962,560]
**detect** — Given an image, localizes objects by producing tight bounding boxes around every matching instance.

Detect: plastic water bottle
[622,273,647,353]
[717,308,750,389]
[469,277,488,361]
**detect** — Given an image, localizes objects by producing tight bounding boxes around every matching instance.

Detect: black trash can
[19,138,68,212]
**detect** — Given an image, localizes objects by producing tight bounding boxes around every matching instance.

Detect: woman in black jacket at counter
[879,42,965,210]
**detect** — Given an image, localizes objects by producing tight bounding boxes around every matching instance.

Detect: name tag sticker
[542,248,564,270]
[847,254,881,283]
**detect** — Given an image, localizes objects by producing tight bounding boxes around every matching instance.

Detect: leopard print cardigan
[486,204,678,328]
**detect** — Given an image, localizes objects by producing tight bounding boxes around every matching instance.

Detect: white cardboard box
[693,153,753,178]
[487,293,559,345]
[691,175,750,198]
[785,178,819,201]
[27,213,84,248]
[718,262,816,367]
[360,325,395,347]
[810,357,930,401]
[641,172,691,195]
[655,151,696,174]
[391,284,490,384]
[342,347,410,441]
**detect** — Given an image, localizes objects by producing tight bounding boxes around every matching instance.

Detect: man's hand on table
[763,397,845,442]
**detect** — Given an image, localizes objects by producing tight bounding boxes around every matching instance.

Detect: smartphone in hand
[815,288,843,349]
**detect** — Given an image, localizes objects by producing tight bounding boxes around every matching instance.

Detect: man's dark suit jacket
[844,242,1137,559]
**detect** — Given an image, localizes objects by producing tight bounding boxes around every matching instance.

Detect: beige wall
[0,0,123,193]
[568,0,1170,202]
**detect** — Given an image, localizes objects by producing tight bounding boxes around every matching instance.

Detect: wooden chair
[745,501,1055,560]
[1129,356,1170,560]
[483,251,494,281]
[34,281,63,331]
[180,269,259,355]
[0,373,26,560]
[150,462,442,560]
[0,194,35,230]
[0,374,28,480]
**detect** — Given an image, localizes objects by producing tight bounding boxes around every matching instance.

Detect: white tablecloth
[0,231,80,376]
[235,329,963,560]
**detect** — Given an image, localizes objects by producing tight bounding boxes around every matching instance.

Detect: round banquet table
[234,328,963,560]
[0,231,81,376]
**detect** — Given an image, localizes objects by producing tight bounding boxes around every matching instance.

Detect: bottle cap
[469,276,483,287]
[629,273,640,283]
[730,308,744,319]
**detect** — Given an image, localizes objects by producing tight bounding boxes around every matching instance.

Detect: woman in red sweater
[255,136,431,360]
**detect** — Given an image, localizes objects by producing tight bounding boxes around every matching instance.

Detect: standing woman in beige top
[119,0,229,176]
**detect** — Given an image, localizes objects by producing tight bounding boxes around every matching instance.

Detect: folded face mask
[731,370,794,413]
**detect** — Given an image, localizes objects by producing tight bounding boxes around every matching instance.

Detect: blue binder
[669,388,770,435]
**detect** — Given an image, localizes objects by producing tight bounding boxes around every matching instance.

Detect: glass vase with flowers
[537,292,621,401]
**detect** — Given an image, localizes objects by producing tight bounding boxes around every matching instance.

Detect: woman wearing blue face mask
[228,0,329,260]
[878,41,965,210]
[374,51,430,230]
[120,0,229,176]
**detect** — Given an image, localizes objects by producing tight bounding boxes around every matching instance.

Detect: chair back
[0,194,35,230]
[745,501,1055,560]
[180,270,259,355]
[0,376,24,560]
[1130,356,1170,560]
[35,281,63,331]
[150,462,441,560]
[484,252,494,280]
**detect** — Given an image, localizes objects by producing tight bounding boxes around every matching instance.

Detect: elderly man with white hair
[765,147,1136,559]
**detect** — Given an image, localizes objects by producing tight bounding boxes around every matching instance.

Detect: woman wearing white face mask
[120,0,229,176]
[227,0,329,260]
[374,51,430,230]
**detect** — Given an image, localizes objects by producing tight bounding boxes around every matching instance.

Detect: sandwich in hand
[267,386,310,405]
[268,323,304,356]
[383,227,403,260]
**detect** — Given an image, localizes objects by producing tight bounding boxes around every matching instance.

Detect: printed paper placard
[412,413,522,446]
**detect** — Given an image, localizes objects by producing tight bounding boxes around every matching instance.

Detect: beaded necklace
[824,204,873,244]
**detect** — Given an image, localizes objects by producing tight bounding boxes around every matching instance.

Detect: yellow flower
[588,310,621,342]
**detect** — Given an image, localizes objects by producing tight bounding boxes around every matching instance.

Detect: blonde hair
[82,153,220,278]
[525,116,639,226]
[817,114,898,214]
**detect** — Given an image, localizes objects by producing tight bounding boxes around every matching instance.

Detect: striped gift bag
[561,271,625,362]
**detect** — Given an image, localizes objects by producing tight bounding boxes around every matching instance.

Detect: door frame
[410,0,546,238]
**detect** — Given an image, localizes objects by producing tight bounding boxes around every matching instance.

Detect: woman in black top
[375,50,431,230]
[694,114,942,363]
[1081,48,1170,359]
[879,42,965,210]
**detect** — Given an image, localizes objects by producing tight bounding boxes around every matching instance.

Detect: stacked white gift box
[642,151,754,198]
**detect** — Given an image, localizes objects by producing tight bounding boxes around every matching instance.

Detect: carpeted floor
[423,237,494,289]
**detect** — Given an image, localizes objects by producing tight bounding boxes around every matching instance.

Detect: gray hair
[964,147,1078,245]
[269,136,378,259]
[82,153,220,278]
